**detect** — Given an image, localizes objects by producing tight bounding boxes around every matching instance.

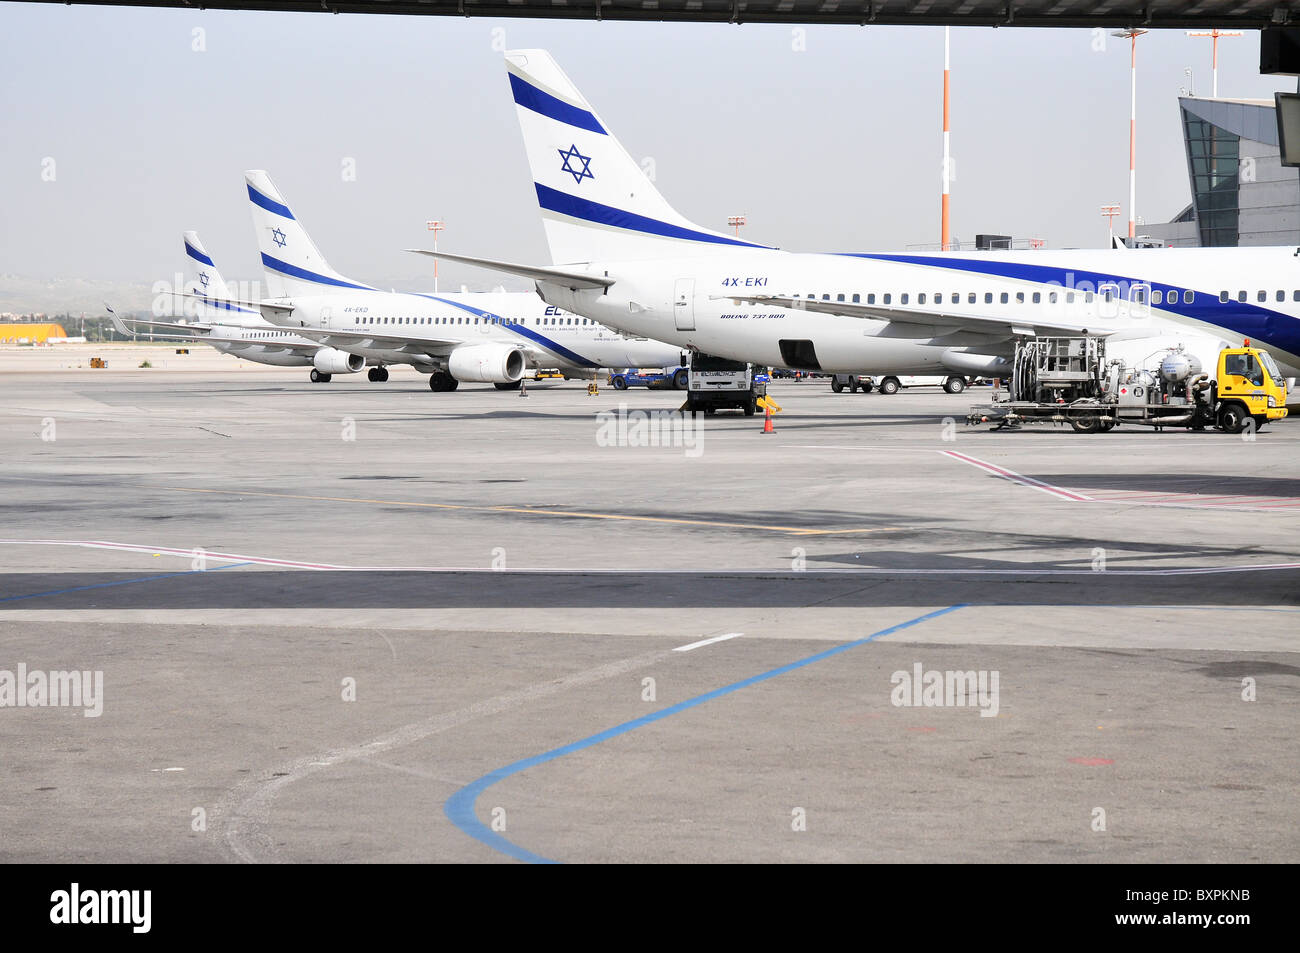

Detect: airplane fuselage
[276,290,683,371]
[537,245,1300,377]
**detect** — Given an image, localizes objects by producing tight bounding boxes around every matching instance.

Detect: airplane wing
[715,293,1119,339]
[284,326,462,356]
[184,334,321,352]
[284,326,561,367]
[108,314,215,336]
[107,311,319,352]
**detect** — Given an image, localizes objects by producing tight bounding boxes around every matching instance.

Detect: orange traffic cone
[761,402,775,434]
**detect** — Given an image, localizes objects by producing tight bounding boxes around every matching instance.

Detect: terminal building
[1146,96,1300,248]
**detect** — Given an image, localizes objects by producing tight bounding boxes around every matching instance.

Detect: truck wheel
[861,381,874,393]
[880,377,900,395]
[672,369,689,390]
[944,377,966,394]
[1217,403,1248,433]
[1070,414,1100,433]
[831,379,844,393]
[743,399,756,416]
[612,376,628,390]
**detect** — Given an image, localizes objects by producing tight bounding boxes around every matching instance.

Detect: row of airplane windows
[802,288,1300,307]
[354,315,595,327]
[799,289,1195,306]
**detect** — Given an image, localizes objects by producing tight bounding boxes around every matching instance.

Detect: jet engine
[447,343,527,383]
[312,348,365,375]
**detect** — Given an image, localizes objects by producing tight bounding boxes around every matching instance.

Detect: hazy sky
[2,3,1296,294]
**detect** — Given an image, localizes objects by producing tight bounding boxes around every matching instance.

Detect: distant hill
[0,273,533,316]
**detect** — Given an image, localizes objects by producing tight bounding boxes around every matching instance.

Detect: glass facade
[1183,106,1240,246]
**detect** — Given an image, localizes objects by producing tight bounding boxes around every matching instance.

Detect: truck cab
[1213,344,1289,432]
[685,353,767,416]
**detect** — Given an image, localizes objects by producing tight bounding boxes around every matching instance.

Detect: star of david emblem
[558,144,594,185]
[272,228,287,248]
[198,271,210,288]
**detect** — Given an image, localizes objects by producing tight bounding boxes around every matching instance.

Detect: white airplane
[411,49,1300,384]
[111,231,366,381]
[244,171,686,391]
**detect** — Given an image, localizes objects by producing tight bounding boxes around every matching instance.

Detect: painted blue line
[0,561,253,604]
[444,603,967,863]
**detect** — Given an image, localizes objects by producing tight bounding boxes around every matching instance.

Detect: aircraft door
[674,278,696,331]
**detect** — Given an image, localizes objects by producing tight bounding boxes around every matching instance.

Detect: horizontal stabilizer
[405,249,614,290]
[168,291,295,315]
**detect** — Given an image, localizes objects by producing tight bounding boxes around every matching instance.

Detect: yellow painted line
[149,485,898,537]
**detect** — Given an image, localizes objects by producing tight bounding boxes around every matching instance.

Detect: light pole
[728,215,746,238]
[1101,203,1121,245]
[426,220,445,292]
[1113,29,1147,241]
[941,25,952,251]
[1187,29,1242,98]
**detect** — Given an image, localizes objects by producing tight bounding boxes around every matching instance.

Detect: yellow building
[0,323,69,344]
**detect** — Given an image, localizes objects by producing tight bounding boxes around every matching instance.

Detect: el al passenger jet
[414,49,1300,383]
[112,231,366,380]
[244,172,685,390]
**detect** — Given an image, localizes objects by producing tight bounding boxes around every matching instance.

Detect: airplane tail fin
[182,231,259,322]
[504,49,770,264]
[244,170,373,297]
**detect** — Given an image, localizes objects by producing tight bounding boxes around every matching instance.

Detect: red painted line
[939,450,1095,502]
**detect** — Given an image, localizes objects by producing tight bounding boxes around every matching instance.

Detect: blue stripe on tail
[247,183,296,220]
[535,183,772,249]
[509,73,606,135]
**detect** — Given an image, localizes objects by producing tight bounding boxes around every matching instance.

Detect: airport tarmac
[1,355,1298,862]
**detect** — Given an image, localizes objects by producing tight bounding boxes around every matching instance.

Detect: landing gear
[310,369,332,383]
[428,371,459,392]
[494,380,522,391]
[368,366,389,383]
